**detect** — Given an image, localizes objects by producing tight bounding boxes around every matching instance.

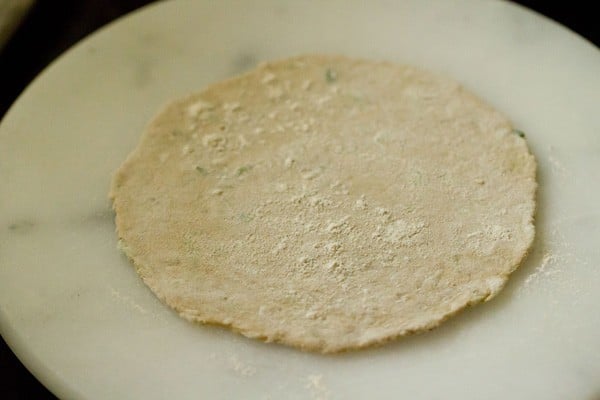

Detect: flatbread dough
[110,55,536,353]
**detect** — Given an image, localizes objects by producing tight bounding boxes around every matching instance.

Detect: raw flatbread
[110,55,536,353]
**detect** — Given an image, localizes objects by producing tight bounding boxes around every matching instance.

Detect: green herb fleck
[236,165,253,176]
[171,129,184,137]
[207,114,219,123]
[239,213,254,222]
[351,94,365,103]
[325,68,337,83]
[195,166,208,175]
[8,220,35,233]
[411,170,425,186]
[512,129,526,138]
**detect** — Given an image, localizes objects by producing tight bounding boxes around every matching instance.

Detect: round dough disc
[110,55,536,353]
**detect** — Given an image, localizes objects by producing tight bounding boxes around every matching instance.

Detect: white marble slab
[0,0,599,399]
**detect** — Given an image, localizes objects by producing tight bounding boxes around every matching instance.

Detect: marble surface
[0,0,599,399]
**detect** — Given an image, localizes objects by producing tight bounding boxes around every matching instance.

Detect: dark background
[0,1,598,398]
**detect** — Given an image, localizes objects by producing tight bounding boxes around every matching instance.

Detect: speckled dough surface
[110,55,536,353]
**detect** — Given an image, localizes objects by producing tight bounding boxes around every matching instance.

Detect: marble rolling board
[0,1,599,399]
